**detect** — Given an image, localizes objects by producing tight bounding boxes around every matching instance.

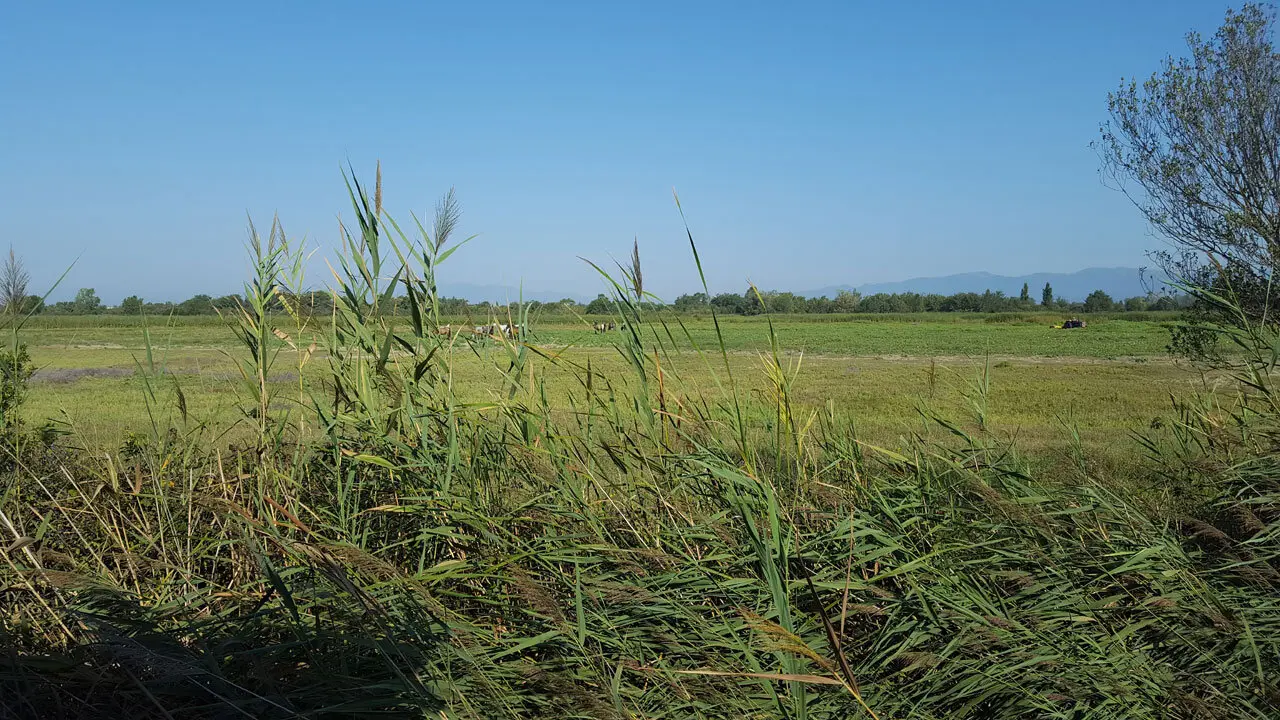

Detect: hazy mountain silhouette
[802,267,1167,302]
[441,268,1166,305]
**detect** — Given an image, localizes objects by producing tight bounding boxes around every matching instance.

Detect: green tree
[899,292,925,313]
[832,290,861,313]
[18,295,43,315]
[73,288,101,314]
[584,294,611,315]
[120,295,143,315]
[805,296,833,313]
[672,292,708,311]
[1019,282,1030,303]
[1100,5,1280,357]
[177,294,214,315]
[1084,290,1115,313]
[861,293,898,313]
[767,292,803,314]
[1041,283,1053,307]
[1123,296,1149,312]
[710,292,746,314]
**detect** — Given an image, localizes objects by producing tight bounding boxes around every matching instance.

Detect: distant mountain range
[801,267,1168,303]
[433,268,1166,305]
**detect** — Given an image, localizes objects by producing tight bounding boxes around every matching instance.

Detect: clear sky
[0,1,1231,303]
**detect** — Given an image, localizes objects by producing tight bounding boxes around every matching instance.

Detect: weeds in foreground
[0,175,1277,719]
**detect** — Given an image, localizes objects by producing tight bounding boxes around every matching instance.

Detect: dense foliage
[33,285,1188,317]
[673,287,1187,315]
[1101,3,1280,359]
[1,176,1277,719]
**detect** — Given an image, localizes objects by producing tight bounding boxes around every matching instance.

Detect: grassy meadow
[22,313,1198,471]
[3,186,1277,719]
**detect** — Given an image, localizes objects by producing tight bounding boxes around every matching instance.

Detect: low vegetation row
[11,283,1189,318]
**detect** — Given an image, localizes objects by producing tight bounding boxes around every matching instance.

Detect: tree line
[11,289,580,318]
[5,280,1188,318]
[659,282,1187,315]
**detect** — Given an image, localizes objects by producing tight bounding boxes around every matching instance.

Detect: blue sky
[0,1,1230,303]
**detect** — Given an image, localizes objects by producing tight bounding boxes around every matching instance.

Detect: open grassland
[6,188,1276,719]
[7,300,1278,718]
[18,314,1203,482]
[22,310,1178,356]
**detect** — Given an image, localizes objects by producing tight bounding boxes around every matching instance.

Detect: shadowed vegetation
[1,176,1277,720]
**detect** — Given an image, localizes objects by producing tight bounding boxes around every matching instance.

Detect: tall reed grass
[1,175,1276,719]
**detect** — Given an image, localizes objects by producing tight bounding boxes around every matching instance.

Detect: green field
[21,313,1197,472]
[21,310,1179,356]
[11,4,1280,713]
[7,205,1276,717]
[8,299,1276,718]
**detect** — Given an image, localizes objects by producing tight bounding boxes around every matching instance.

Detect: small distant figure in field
[593,321,616,333]
[471,322,518,339]
[1057,318,1087,329]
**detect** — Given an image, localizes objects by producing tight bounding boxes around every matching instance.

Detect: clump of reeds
[1,171,1277,719]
